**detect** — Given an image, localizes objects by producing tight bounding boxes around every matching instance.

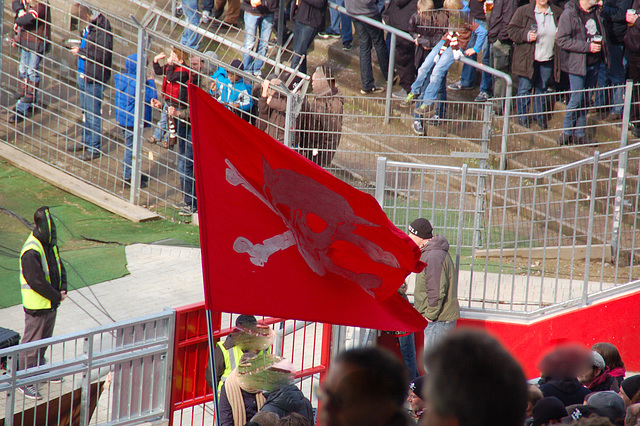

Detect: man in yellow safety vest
[18,206,67,399]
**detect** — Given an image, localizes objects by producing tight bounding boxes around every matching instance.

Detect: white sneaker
[201,10,211,24]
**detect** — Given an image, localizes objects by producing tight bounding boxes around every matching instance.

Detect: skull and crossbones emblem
[226,157,401,295]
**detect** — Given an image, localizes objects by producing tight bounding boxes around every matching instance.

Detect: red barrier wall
[458,290,640,378]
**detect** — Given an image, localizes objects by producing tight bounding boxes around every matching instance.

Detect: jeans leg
[291,20,317,75]
[354,20,374,90]
[243,13,260,72]
[563,73,587,136]
[411,40,443,94]
[180,0,201,49]
[398,333,419,381]
[203,0,214,13]
[480,39,492,93]
[253,13,274,73]
[534,61,553,121]
[421,48,454,104]
[436,73,447,117]
[369,16,389,81]
[153,104,169,141]
[575,64,599,136]
[84,81,104,153]
[423,320,456,363]
[122,127,134,180]
[608,43,626,114]
[516,75,533,116]
[326,6,340,34]
[594,61,609,109]
[16,50,42,113]
[338,0,353,45]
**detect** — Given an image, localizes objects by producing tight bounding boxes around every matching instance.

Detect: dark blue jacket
[114,54,158,128]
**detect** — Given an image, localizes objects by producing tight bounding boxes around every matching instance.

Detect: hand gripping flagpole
[206,309,221,426]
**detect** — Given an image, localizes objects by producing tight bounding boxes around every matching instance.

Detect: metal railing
[0,310,175,426]
[376,141,640,317]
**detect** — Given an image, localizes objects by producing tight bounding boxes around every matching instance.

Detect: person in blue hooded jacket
[114,53,158,188]
[209,59,253,120]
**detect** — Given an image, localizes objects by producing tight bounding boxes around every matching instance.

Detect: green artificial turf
[0,160,200,309]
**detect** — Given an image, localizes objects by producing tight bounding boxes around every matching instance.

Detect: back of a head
[236,315,258,329]
[424,328,527,426]
[335,346,408,409]
[276,413,311,426]
[250,411,279,426]
[532,397,567,426]
[442,0,463,10]
[417,0,435,12]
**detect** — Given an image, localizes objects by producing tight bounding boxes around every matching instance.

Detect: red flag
[188,84,427,332]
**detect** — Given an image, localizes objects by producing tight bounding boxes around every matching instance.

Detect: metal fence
[376,141,640,317]
[0,310,175,426]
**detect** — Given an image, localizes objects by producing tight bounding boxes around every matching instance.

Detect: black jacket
[13,0,51,52]
[219,383,260,426]
[242,0,278,15]
[625,0,640,53]
[540,378,591,406]
[291,0,329,30]
[601,0,632,44]
[488,0,520,43]
[382,0,418,32]
[21,206,67,315]
[260,385,314,423]
[78,13,113,83]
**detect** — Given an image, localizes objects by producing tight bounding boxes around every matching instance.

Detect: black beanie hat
[409,375,426,400]
[532,397,567,426]
[409,218,433,239]
[622,375,640,400]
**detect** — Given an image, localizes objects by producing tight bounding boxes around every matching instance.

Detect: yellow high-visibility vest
[20,234,62,310]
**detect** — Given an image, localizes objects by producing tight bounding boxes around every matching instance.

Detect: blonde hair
[417,0,434,12]
[443,0,463,10]
[171,46,188,64]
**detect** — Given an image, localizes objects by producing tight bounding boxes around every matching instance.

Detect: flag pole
[206,309,221,426]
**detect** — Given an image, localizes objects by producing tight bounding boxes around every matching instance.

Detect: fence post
[456,164,468,276]
[611,80,634,263]
[582,151,600,306]
[384,34,397,125]
[0,0,4,89]
[130,18,148,204]
[80,335,94,426]
[375,156,387,207]
[5,354,16,426]
[473,103,491,248]
[500,78,513,170]
[284,93,295,148]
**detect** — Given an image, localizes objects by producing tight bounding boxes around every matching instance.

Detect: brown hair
[172,46,188,64]
[443,0,463,10]
[592,342,625,371]
[276,413,311,426]
[417,0,434,12]
[250,411,279,426]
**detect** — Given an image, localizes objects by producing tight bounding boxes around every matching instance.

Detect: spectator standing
[382,0,418,99]
[537,344,592,407]
[320,0,354,50]
[210,59,253,120]
[407,218,459,357]
[407,375,426,422]
[295,65,344,167]
[67,4,113,161]
[422,329,528,426]
[290,0,329,75]
[242,0,278,77]
[592,342,626,387]
[18,206,67,400]
[508,0,562,129]
[9,0,51,124]
[624,5,640,137]
[556,0,609,146]
[114,53,158,189]
[408,0,445,72]
[317,347,411,426]
[213,0,242,26]
[344,0,390,94]
[594,0,631,121]
[486,0,519,113]
[261,384,314,423]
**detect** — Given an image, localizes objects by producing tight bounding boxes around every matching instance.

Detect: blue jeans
[413,76,447,120]
[153,101,169,142]
[562,64,600,137]
[78,75,104,152]
[242,13,275,74]
[398,333,419,381]
[16,48,43,113]
[353,15,389,91]
[177,122,196,208]
[411,40,444,94]
[516,60,553,121]
[594,43,625,115]
[423,320,456,360]
[416,44,455,107]
[180,0,201,49]
[326,0,353,45]
[122,126,134,180]
[203,0,214,12]
[291,20,318,75]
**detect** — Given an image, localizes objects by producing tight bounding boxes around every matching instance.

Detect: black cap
[409,218,433,239]
[532,397,567,426]
[229,59,244,71]
[409,375,426,400]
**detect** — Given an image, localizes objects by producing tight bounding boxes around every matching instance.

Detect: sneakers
[18,385,42,400]
[80,150,101,161]
[361,86,384,95]
[426,114,443,125]
[405,92,416,102]
[412,120,424,135]
[318,31,340,39]
[474,91,491,102]
[179,205,197,216]
[8,109,25,124]
[557,133,573,146]
[448,81,475,91]
[392,89,408,99]
[147,136,159,144]
[342,43,352,51]
[414,103,435,116]
[124,174,149,189]
[175,3,183,17]
[201,10,211,24]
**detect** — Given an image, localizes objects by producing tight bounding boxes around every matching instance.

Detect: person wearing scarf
[579,351,620,393]
[219,367,267,426]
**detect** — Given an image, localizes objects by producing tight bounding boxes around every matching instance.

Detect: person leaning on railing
[507,0,562,130]
[258,74,287,143]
